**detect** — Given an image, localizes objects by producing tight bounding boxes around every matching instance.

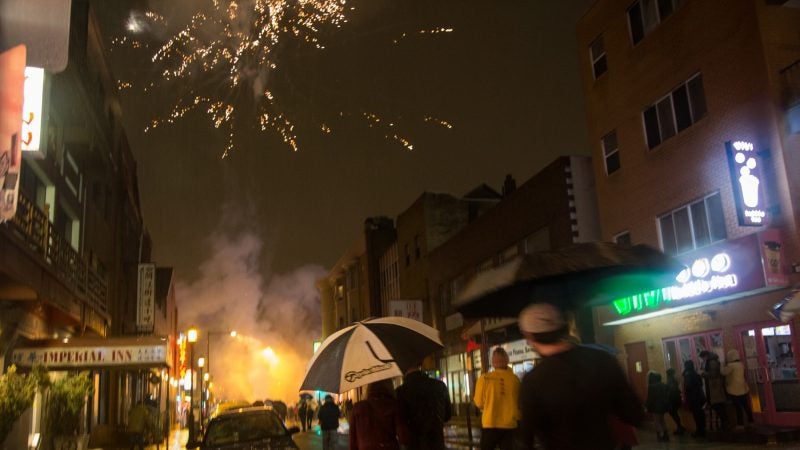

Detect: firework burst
[117,0,453,157]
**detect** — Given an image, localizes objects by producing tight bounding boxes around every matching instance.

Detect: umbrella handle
[366,342,395,364]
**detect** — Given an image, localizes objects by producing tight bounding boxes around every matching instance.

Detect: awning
[11,336,171,370]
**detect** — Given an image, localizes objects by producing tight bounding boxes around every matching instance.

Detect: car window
[206,412,286,445]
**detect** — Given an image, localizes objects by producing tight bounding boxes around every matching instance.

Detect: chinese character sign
[389,300,423,322]
[137,264,156,330]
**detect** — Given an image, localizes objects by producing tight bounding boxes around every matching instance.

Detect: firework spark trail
[117,1,455,155]
[392,27,453,44]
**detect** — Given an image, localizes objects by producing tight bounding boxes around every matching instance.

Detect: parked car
[188,406,300,450]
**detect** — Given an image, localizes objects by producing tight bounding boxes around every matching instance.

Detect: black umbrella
[454,242,684,318]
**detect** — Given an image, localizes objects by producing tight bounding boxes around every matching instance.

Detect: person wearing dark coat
[396,366,452,450]
[350,380,410,450]
[682,360,707,438]
[645,372,671,442]
[665,368,686,435]
[318,395,341,450]
[699,350,730,430]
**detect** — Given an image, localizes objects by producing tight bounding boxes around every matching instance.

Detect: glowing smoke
[175,230,325,403]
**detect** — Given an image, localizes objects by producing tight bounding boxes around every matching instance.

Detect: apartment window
[590,35,607,79]
[658,192,726,256]
[404,244,410,267]
[614,231,632,246]
[644,74,707,149]
[628,0,685,44]
[602,130,620,174]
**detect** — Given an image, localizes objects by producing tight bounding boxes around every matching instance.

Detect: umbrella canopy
[455,242,685,318]
[300,316,443,393]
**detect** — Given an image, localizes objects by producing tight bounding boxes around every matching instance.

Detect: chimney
[502,174,516,197]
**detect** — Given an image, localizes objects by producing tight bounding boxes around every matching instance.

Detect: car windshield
[205,412,286,446]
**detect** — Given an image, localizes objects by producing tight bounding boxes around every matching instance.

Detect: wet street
[150,421,800,450]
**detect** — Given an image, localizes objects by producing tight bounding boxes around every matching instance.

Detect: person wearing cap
[318,394,341,450]
[473,347,520,450]
[517,302,643,450]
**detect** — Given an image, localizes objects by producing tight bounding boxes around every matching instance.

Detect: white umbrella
[300,317,443,393]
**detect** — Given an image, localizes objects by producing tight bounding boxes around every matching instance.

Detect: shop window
[658,192,726,256]
[662,330,723,374]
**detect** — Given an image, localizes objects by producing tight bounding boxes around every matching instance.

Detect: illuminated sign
[726,140,766,226]
[611,233,774,318]
[389,300,423,322]
[12,343,168,368]
[21,67,44,152]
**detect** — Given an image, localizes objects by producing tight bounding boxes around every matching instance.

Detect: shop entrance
[735,321,800,427]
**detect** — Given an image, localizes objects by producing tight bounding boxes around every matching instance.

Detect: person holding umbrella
[517,302,643,450]
[396,362,452,450]
[350,380,410,450]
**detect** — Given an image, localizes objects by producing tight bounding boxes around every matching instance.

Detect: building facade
[428,156,601,414]
[1,2,178,446]
[578,0,800,426]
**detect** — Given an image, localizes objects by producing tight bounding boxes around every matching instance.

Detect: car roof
[213,405,276,419]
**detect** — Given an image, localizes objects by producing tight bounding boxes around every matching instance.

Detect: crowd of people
[280,303,756,450]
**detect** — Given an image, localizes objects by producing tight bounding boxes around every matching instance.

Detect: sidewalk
[443,417,800,449]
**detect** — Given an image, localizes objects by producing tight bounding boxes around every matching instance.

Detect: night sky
[87,0,597,399]
[96,0,594,279]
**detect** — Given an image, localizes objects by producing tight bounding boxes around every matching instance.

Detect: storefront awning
[11,336,171,370]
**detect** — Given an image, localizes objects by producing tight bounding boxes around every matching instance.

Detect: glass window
[659,215,677,256]
[656,96,676,142]
[672,84,692,132]
[657,0,674,20]
[643,73,707,149]
[615,231,632,246]
[658,192,726,255]
[602,130,620,174]
[644,105,661,149]
[690,200,710,248]
[641,0,660,32]
[687,74,707,121]
[590,36,607,79]
[673,206,693,254]
[628,3,645,44]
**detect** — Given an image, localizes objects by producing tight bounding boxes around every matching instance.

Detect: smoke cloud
[175,229,325,404]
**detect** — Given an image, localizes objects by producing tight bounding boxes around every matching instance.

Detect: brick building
[577,0,800,425]
[428,156,601,414]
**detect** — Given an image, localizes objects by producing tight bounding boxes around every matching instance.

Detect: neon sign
[613,252,738,316]
[21,67,44,152]
[726,140,766,226]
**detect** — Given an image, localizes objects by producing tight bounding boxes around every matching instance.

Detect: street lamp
[187,327,198,442]
[198,357,205,429]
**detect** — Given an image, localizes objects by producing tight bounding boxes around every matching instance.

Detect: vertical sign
[725,140,766,226]
[21,67,45,152]
[137,263,156,331]
[0,46,26,223]
[389,300,423,322]
[758,228,786,287]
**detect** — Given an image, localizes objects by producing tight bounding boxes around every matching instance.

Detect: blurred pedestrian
[721,349,753,428]
[318,394,341,450]
[396,361,452,450]
[645,371,670,442]
[306,398,317,431]
[273,400,288,423]
[699,350,729,430]
[517,303,643,450]
[298,398,309,432]
[473,347,519,450]
[665,368,686,435]
[126,401,150,450]
[682,360,706,438]
[350,380,409,450]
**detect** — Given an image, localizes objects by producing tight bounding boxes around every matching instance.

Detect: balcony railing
[6,193,108,315]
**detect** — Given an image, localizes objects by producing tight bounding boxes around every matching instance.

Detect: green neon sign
[612,288,673,316]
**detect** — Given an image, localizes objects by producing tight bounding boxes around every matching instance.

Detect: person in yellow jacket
[474,347,520,450]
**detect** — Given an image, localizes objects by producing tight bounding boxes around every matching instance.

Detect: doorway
[735,321,800,426]
[625,341,649,402]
